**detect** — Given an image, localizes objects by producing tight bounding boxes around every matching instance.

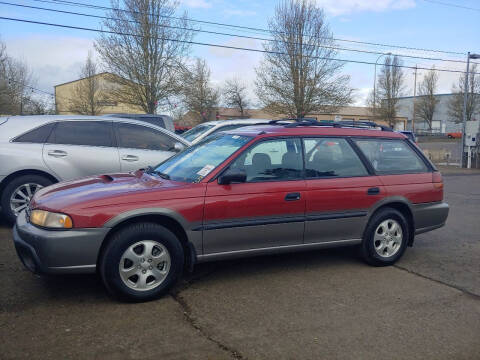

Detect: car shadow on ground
[10,246,363,306]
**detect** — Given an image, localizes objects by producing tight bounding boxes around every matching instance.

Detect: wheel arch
[98,211,198,272]
[367,197,415,246]
[0,169,59,195]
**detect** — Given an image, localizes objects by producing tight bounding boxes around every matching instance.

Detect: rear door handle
[122,155,139,162]
[367,187,380,195]
[285,192,301,201]
[47,150,67,158]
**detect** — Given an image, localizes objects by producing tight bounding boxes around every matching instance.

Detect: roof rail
[268,118,393,132]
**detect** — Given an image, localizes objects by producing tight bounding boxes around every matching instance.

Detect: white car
[182,119,272,144]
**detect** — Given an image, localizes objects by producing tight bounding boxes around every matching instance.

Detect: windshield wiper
[144,166,170,180]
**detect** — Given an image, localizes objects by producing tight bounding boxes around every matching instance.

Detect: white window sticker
[232,135,240,139]
[196,164,215,177]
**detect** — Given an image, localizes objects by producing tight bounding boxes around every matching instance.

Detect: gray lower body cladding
[412,201,449,235]
[12,201,449,275]
[13,211,108,274]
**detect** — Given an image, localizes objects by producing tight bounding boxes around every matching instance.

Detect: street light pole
[461,52,480,168]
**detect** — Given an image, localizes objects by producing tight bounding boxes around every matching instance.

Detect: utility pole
[412,65,418,133]
[462,52,480,168]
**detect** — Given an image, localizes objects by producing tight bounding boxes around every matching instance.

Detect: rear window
[48,121,114,147]
[355,139,428,174]
[13,123,55,143]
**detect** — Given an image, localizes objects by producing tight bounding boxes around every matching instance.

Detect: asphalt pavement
[0,173,479,360]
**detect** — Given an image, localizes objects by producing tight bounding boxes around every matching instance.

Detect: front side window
[355,139,428,174]
[304,138,368,178]
[230,138,303,182]
[116,123,175,151]
[13,123,55,143]
[48,121,113,147]
[154,134,251,183]
[182,124,215,142]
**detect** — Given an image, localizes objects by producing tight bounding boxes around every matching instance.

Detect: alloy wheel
[119,240,171,291]
[9,183,43,216]
[373,219,403,258]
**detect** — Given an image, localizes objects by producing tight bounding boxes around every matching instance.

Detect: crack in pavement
[394,264,480,301]
[170,266,246,360]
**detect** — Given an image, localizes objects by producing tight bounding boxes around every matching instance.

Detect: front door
[114,122,178,172]
[203,138,306,254]
[302,137,384,243]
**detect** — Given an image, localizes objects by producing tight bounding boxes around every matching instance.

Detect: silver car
[0,115,190,223]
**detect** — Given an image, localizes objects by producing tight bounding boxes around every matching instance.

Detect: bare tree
[415,67,439,130]
[95,0,194,114]
[448,63,480,124]
[0,51,35,114]
[181,58,219,123]
[68,52,105,115]
[255,0,352,118]
[223,78,250,118]
[369,55,405,127]
[23,96,55,115]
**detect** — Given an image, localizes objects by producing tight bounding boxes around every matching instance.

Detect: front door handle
[367,187,380,195]
[122,155,139,162]
[47,150,67,158]
[285,192,301,201]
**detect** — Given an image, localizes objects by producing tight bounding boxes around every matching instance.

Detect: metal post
[412,65,418,132]
[461,52,470,168]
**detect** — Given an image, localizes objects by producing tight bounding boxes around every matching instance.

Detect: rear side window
[13,123,55,143]
[116,123,176,151]
[355,139,428,174]
[48,121,114,147]
[303,138,368,178]
[139,117,166,129]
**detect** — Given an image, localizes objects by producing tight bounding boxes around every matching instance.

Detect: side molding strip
[194,211,367,232]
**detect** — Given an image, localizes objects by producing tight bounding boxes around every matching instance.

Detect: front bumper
[412,201,449,235]
[13,210,109,275]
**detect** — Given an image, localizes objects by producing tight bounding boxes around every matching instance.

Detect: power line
[1,1,471,65]
[422,0,480,12]
[27,0,467,56]
[2,15,478,76]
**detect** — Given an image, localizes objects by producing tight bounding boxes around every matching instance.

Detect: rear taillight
[432,172,443,183]
[432,172,444,199]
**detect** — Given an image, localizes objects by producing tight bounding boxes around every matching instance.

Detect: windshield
[182,124,215,142]
[154,134,252,183]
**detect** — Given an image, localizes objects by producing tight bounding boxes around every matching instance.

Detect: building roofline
[395,93,480,100]
[54,72,112,88]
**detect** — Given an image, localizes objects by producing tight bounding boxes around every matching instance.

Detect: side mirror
[173,142,185,152]
[218,168,247,185]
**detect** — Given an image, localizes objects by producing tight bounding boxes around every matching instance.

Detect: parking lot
[0,171,479,360]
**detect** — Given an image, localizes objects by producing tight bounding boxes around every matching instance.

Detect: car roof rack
[268,118,393,132]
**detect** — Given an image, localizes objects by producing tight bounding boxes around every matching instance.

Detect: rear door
[354,138,435,204]
[303,137,384,243]
[43,120,120,180]
[114,122,179,172]
[203,137,306,254]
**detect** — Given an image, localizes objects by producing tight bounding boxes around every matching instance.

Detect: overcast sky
[1,0,479,107]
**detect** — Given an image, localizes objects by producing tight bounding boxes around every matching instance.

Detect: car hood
[31,170,202,212]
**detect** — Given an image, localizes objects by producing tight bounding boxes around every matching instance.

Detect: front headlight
[30,210,73,229]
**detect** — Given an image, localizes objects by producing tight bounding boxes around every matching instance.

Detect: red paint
[29,125,442,229]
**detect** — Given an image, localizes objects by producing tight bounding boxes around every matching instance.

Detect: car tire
[99,222,184,302]
[1,174,53,224]
[361,208,409,267]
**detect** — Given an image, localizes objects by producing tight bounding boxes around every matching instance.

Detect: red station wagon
[13,120,449,302]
